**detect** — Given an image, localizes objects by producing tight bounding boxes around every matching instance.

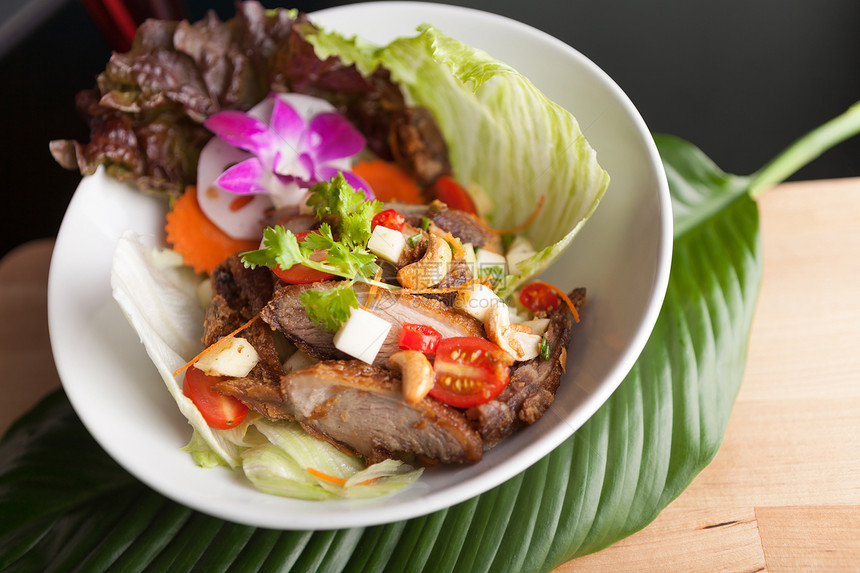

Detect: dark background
[2,0,859,258]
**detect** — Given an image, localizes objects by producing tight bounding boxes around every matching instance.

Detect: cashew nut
[390,350,435,404]
[484,303,542,362]
[396,233,453,290]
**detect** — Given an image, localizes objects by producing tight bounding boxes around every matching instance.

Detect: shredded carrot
[362,267,384,310]
[306,467,347,486]
[491,195,546,235]
[165,186,261,275]
[529,281,580,323]
[404,276,490,296]
[441,231,466,258]
[352,160,424,203]
[172,314,261,378]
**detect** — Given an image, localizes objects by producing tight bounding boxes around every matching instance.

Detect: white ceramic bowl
[48,1,671,530]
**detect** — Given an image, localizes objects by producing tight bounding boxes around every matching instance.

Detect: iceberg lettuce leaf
[111,231,244,468]
[308,24,610,294]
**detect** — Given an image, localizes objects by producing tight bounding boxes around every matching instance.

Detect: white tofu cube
[194,336,260,378]
[521,318,551,336]
[453,283,503,322]
[512,332,542,361]
[283,349,318,373]
[476,248,508,275]
[506,236,536,274]
[462,242,477,276]
[368,225,408,264]
[333,307,392,364]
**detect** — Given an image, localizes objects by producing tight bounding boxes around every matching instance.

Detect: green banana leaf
[2,103,859,572]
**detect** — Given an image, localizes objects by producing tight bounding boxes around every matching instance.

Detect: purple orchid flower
[203,93,373,203]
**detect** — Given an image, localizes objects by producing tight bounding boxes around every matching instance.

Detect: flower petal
[214,158,269,195]
[296,153,319,187]
[306,112,366,163]
[204,111,275,158]
[270,96,307,146]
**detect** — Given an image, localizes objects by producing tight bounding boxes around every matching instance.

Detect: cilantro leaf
[306,173,382,248]
[301,284,359,332]
[241,226,303,270]
[478,265,506,290]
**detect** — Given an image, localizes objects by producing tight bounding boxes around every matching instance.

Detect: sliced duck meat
[466,288,585,445]
[260,282,484,368]
[389,106,452,188]
[385,201,503,253]
[428,203,503,253]
[280,360,483,464]
[203,254,283,389]
[258,282,350,361]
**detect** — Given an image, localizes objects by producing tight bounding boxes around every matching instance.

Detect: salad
[52,2,608,500]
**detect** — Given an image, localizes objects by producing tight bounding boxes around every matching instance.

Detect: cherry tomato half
[183,366,248,430]
[519,282,561,312]
[398,323,443,354]
[272,230,335,284]
[371,208,406,231]
[432,175,478,215]
[431,337,511,407]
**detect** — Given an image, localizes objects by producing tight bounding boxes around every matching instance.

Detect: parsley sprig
[300,284,359,332]
[241,174,382,280]
[240,174,384,331]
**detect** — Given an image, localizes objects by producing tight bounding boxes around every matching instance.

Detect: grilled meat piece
[429,204,503,253]
[389,106,452,188]
[260,282,484,368]
[280,361,483,463]
[386,202,503,253]
[203,254,282,389]
[258,282,349,361]
[466,288,585,445]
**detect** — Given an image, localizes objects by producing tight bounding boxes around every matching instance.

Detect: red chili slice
[371,208,406,231]
[398,323,443,354]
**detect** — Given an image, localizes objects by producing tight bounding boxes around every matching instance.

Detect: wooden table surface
[1,178,858,571]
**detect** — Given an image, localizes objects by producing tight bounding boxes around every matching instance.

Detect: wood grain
[557,178,860,571]
[0,238,60,436]
[756,506,860,572]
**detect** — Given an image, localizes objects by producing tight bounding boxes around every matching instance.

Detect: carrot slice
[165,186,260,274]
[352,160,424,203]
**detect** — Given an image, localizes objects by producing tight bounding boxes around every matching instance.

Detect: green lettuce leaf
[308,24,610,294]
[111,231,245,468]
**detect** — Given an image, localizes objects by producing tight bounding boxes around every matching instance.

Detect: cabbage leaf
[308,24,610,294]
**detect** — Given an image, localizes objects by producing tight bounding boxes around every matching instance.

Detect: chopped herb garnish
[305,173,383,249]
[241,174,381,281]
[478,265,505,290]
[301,284,359,332]
[540,335,551,360]
[420,216,431,231]
[241,173,387,333]
[407,233,423,248]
